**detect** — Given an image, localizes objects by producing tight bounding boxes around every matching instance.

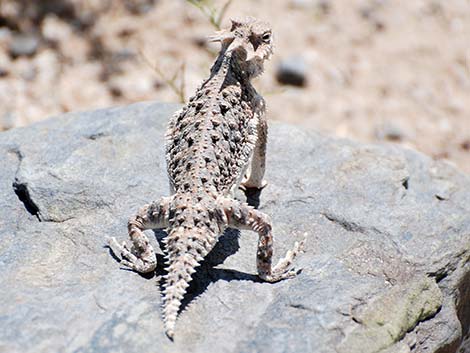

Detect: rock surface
[0,101,469,353]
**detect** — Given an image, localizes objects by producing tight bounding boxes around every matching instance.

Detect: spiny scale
[107,17,306,340]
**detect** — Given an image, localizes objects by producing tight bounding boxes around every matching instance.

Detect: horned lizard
[107,17,305,339]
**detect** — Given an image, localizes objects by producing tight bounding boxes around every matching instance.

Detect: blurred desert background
[0,0,469,172]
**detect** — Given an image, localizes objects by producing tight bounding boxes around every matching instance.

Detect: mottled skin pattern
[107,17,305,339]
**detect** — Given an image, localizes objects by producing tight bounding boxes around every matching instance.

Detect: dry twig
[186,0,233,30]
[139,49,186,103]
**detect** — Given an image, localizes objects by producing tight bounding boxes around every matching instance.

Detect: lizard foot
[107,236,157,273]
[260,233,307,283]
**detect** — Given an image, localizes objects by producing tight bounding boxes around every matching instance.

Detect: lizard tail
[162,225,216,338]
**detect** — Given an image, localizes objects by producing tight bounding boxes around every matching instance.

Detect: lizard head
[209,17,274,77]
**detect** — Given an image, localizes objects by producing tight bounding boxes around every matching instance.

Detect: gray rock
[276,56,308,87]
[0,101,469,353]
[9,33,40,58]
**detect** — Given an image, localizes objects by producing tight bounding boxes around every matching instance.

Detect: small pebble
[460,140,470,151]
[9,34,40,58]
[374,122,405,141]
[192,36,207,48]
[1,112,16,131]
[290,0,330,14]
[276,56,308,87]
[124,0,156,14]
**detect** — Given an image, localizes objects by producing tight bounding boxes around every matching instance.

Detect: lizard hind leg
[220,198,305,282]
[107,196,172,273]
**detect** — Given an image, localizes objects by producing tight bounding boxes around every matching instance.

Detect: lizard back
[165,46,263,197]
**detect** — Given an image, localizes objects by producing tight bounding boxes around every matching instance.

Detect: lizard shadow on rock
[154,187,263,312]
[236,186,262,209]
[153,227,261,315]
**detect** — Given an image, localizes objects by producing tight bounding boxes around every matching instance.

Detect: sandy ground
[0,0,469,172]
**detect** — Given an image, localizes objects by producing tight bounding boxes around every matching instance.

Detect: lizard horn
[207,29,234,43]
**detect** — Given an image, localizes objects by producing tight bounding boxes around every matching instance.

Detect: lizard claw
[106,236,157,273]
[262,233,307,282]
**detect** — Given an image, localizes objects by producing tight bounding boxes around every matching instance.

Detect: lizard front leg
[241,112,268,191]
[107,196,172,273]
[219,198,305,282]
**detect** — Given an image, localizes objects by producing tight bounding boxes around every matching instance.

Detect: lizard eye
[261,32,271,43]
